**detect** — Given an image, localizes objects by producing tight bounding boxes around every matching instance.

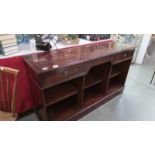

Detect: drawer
[113,50,133,63]
[38,63,85,89]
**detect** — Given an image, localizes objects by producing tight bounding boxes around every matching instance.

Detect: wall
[135,34,152,64]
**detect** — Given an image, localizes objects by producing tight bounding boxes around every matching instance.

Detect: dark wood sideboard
[23,41,135,121]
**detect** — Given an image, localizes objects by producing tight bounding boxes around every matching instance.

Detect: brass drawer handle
[124,53,127,57]
[64,70,69,76]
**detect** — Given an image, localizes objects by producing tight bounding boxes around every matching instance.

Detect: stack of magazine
[0,34,18,56]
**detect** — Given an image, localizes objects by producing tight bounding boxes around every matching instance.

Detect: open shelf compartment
[84,83,104,106]
[110,68,122,78]
[47,96,80,121]
[84,63,110,89]
[84,72,103,89]
[110,59,132,78]
[44,80,78,107]
[108,74,124,93]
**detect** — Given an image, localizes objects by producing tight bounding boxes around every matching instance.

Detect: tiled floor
[19,47,155,121]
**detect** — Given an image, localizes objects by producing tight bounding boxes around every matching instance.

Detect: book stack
[0,34,18,56]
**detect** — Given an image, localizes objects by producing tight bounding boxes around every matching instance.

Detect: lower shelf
[84,84,103,105]
[107,83,123,94]
[83,83,123,109]
[47,96,80,121]
[37,83,123,121]
[108,74,123,94]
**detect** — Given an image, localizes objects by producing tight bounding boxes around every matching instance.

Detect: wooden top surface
[23,41,135,74]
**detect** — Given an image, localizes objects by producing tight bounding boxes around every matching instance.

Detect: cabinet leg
[41,91,48,121]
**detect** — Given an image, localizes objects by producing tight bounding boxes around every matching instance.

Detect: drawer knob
[124,53,127,57]
[64,71,69,76]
